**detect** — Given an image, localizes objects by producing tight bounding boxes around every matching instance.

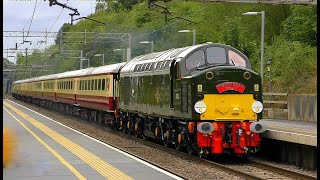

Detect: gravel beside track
[5,97,317,180]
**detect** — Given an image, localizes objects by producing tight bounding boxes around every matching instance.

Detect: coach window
[206,47,227,65]
[94,79,97,90]
[186,50,205,70]
[98,79,101,90]
[91,80,94,90]
[102,79,106,91]
[106,79,110,92]
[88,80,91,90]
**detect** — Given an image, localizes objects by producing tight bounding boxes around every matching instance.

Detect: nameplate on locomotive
[216,82,245,93]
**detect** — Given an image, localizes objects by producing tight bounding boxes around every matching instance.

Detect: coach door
[170,60,177,109]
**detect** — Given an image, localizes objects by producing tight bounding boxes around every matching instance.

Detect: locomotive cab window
[206,47,227,65]
[186,50,205,70]
[228,50,247,67]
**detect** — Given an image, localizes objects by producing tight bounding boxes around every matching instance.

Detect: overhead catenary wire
[36,0,73,50]
[7,0,42,59]
[26,0,39,37]
[20,2,212,65]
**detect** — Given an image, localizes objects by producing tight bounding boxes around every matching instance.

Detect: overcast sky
[3,0,97,63]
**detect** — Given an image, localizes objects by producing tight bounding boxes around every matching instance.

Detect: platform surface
[260,118,317,147]
[3,99,182,180]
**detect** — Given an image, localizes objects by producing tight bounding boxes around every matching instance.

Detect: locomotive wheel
[134,122,140,138]
[187,147,194,155]
[134,131,139,138]
[163,137,169,147]
[175,141,181,151]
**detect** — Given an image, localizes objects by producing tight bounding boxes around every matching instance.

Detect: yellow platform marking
[4,101,133,180]
[3,127,15,168]
[3,107,86,179]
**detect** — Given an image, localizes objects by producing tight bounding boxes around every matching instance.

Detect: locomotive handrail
[263,100,287,104]
[264,92,288,96]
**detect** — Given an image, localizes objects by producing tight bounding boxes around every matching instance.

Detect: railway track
[5,97,317,180]
[249,160,317,180]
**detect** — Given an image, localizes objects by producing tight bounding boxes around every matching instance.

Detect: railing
[263,92,288,119]
[263,93,317,122]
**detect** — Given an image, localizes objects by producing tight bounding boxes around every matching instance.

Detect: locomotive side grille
[181,83,188,112]
[123,77,130,105]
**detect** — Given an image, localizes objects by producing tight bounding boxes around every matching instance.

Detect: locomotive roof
[13,62,125,84]
[120,43,231,74]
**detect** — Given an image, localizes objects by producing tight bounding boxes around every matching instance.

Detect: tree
[281,6,317,46]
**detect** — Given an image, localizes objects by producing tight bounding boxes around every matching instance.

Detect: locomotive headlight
[243,71,251,80]
[249,122,266,133]
[197,122,214,134]
[251,101,263,113]
[254,84,259,91]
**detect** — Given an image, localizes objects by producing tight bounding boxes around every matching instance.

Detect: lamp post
[113,49,125,62]
[94,54,105,65]
[139,41,154,53]
[178,29,196,46]
[242,11,265,86]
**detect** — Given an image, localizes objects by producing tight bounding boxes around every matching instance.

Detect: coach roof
[13,62,126,84]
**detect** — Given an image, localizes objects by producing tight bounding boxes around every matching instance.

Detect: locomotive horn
[197,122,214,134]
[249,122,266,134]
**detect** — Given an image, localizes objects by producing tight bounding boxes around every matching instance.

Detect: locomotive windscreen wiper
[196,63,229,70]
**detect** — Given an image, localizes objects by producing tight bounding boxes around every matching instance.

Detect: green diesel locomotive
[118,43,266,156]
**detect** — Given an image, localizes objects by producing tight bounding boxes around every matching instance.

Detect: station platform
[3,100,182,180]
[260,119,317,147]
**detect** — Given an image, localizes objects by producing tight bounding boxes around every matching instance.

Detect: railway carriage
[75,63,125,112]
[42,74,59,101]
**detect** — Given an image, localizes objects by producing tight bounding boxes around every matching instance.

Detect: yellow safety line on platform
[4,101,134,180]
[3,107,86,180]
[267,125,317,135]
